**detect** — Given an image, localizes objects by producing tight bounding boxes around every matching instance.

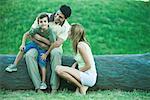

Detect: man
[25,5,71,93]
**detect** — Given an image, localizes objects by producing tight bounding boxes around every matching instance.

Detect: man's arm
[30,36,49,50]
[53,37,64,48]
[41,43,55,60]
[33,34,51,45]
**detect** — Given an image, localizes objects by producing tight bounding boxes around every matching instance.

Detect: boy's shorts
[24,41,47,68]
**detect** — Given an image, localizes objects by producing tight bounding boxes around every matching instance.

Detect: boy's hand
[41,54,47,60]
[19,45,25,51]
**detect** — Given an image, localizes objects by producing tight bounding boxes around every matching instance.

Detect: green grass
[0,89,150,100]
[0,0,150,55]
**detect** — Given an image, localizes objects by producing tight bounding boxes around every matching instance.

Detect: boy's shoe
[5,64,17,72]
[40,82,47,90]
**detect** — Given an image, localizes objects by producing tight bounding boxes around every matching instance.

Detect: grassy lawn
[0,0,150,99]
[0,0,150,55]
[0,89,150,100]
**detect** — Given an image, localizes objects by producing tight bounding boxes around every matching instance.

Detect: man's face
[38,17,49,29]
[54,11,65,25]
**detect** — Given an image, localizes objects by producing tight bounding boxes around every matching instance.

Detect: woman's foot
[79,85,88,95]
[75,87,80,94]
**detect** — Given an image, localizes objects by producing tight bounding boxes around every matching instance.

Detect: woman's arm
[77,43,91,72]
[71,62,78,69]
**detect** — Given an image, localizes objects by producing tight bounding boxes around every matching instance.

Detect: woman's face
[68,27,72,39]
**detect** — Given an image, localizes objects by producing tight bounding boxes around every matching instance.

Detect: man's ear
[37,19,39,24]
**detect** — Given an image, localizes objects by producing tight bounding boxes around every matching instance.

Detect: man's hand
[41,53,47,60]
[53,38,64,48]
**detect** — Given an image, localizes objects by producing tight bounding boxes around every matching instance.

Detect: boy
[5,13,56,90]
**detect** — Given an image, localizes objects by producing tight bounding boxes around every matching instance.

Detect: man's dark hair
[60,5,71,19]
[37,13,50,24]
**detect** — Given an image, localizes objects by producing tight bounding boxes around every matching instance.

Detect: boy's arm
[41,43,54,60]
[21,32,30,45]
[20,32,30,51]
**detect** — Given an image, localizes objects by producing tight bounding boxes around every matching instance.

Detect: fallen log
[0,53,150,91]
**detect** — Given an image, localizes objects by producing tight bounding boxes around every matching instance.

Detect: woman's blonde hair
[70,23,89,54]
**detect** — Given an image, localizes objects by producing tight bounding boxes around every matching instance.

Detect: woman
[55,23,97,95]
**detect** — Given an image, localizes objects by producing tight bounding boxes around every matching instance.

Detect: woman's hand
[71,62,77,69]
[41,53,47,60]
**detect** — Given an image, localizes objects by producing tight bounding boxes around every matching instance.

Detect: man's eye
[59,16,63,19]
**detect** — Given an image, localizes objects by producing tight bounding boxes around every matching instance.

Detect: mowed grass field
[0,0,150,55]
[0,89,150,100]
[0,0,150,100]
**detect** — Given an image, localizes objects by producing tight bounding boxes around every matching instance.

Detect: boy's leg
[25,48,41,90]
[50,48,62,92]
[39,67,47,90]
[40,67,46,82]
[14,51,24,65]
[38,49,47,90]
[5,51,24,72]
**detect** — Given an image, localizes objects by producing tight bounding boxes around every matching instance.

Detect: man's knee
[51,48,62,57]
[25,49,38,58]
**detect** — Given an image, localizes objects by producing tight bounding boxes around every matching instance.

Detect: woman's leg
[56,65,88,94]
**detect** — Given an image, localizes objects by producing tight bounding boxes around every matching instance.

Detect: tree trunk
[0,54,150,91]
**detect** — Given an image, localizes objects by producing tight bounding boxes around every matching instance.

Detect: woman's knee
[55,65,63,75]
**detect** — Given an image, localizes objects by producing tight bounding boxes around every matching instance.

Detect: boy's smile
[38,17,49,30]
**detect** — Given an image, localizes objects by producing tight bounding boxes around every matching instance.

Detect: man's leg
[50,48,62,92]
[25,48,41,90]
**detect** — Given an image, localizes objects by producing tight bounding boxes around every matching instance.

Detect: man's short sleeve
[31,18,38,29]
[58,21,71,41]
[49,32,56,43]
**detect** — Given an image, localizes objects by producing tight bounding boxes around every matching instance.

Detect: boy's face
[38,17,49,29]
[54,11,65,25]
